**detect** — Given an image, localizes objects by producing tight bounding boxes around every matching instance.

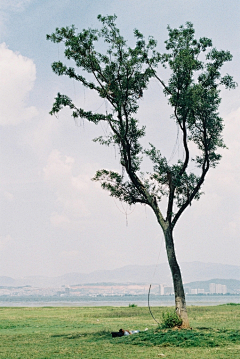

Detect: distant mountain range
[1,262,240,288]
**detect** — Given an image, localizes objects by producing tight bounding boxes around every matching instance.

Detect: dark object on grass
[112,328,144,337]
[111,331,124,338]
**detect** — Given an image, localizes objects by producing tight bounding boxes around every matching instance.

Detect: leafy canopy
[47,15,236,229]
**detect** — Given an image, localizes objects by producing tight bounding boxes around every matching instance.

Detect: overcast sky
[0,0,240,278]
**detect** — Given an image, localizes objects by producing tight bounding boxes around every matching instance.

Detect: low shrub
[161,310,183,328]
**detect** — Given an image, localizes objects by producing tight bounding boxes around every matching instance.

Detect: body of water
[0,295,239,307]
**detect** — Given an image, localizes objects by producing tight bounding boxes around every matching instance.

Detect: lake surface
[0,295,239,307]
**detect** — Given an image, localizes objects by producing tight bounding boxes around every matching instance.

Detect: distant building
[209,283,216,294]
[159,284,165,295]
[216,284,227,294]
[189,288,204,294]
[190,289,198,294]
[209,283,227,294]
[164,286,174,295]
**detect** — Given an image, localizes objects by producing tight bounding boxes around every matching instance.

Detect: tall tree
[47,15,236,327]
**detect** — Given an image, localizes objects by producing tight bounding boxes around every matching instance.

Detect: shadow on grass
[85,328,240,348]
[50,327,240,348]
[124,328,240,348]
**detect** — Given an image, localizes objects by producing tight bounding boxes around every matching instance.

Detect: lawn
[0,304,239,358]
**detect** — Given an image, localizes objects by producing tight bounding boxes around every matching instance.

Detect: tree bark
[164,226,190,328]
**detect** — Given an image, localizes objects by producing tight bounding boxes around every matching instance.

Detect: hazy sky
[0,0,240,278]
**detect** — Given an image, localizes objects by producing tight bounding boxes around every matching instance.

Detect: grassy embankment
[0,304,240,358]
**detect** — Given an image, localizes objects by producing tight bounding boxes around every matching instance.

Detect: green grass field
[0,304,240,358]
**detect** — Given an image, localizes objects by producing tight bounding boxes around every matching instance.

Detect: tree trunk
[164,227,190,328]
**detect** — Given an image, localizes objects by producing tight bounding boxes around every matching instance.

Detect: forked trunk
[164,227,190,328]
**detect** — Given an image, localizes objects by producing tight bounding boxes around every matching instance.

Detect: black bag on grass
[111,331,124,338]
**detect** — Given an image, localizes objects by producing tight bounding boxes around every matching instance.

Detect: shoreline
[0,294,239,307]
